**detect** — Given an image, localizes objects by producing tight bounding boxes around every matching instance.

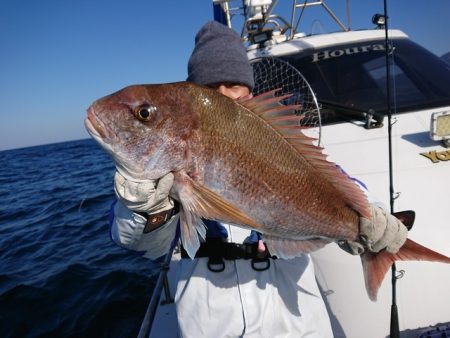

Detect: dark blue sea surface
[0,139,160,338]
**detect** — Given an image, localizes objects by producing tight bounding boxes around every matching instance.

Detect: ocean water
[0,139,160,338]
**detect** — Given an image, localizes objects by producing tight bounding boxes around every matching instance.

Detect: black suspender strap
[180,238,276,272]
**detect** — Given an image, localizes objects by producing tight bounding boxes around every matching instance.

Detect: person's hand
[339,205,408,255]
[114,171,174,215]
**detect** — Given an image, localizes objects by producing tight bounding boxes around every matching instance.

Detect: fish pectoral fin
[265,236,329,259]
[179,210,206,259]
[361,238,450,301]
[177,175,261,228]
[187,179,261,228]
[175,174,262,258]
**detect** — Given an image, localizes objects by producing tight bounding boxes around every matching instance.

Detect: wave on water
[0,139,160,338]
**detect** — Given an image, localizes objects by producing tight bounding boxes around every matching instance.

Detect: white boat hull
[312,107,450,337]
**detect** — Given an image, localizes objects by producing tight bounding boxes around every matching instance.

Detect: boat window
[281,38,450,125]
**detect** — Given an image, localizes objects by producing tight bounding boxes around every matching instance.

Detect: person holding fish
[102,21,439,338]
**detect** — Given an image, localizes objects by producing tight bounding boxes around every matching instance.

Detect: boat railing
[290,0,350,37]
[215,0,351,43]
[137,249,175,338]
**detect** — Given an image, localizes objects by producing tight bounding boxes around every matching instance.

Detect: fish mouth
[84,106,115,156]
[85,107,107,139]
[84,106,142,178]
[84,116,101,139]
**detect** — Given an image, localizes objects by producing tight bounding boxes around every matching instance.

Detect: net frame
[251,57,322,145]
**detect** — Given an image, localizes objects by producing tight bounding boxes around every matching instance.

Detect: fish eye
[134,105,157,122]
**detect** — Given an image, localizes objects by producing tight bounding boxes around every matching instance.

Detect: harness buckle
[251,257,271,271]
[207,257,226,272]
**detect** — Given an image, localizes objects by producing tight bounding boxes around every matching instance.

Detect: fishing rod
[377,0,401,337]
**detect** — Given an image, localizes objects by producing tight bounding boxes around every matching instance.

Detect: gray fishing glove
[114,171,175,215]
[339,205,408,255]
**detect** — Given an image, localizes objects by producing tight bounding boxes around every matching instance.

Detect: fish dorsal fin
[239,90,371,219]
[175,171,263,258]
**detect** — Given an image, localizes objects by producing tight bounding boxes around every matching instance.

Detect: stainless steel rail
[137,250,174,338]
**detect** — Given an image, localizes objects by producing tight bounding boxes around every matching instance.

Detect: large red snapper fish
[85,82,450,301]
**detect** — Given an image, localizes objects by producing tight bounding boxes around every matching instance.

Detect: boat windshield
[281,38,450,125]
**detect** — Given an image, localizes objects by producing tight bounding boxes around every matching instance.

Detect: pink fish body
[85,82,450,300]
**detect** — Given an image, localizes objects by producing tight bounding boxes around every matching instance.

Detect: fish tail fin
[361,239,450,301]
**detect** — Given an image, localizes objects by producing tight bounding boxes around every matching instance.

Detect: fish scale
[86,81,450,301]
[194,85,360,241]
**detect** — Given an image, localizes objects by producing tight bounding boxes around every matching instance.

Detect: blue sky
[1,0,449,151]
